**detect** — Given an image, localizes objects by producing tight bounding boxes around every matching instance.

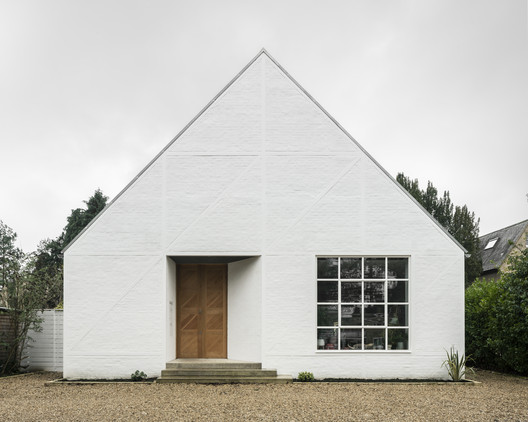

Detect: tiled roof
[479,220,528,273]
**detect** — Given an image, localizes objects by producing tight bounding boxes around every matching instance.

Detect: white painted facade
[64,51,465,380]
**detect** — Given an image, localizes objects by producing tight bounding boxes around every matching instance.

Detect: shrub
[297,371,314,382]
[131,370,147,381]
[465,248,528,375]
[492,249,528,374]
[465,277,501,370]
[442,347,473,381]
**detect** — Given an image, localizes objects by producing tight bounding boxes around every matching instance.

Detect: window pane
[388,305,408,326]
[341,281,361,302]
[341,329,362,350]
[364,305,384,325]
[387,280,408,302]
[341,258,361,279]
[388,258,408,279]
[318,281,338,302]
[388,328,408,350]
[317,258,338,278]
[364,258,385,279]
[341,305,361,326]
[317,305,338,326]
[317,328,338,350]
[364,328,385,350]
[364,282,384,302]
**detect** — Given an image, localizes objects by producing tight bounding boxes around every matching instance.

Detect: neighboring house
[63,50,465,380]
[479,219,528,282]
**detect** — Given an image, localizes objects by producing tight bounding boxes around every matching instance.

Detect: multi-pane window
[317,257,409,351]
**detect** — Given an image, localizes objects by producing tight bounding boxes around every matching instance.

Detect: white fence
[24,310,63,372]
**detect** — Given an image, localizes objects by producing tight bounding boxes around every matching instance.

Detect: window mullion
[385,257,388,350]
[361,257,364,350]
[337,257,341,350]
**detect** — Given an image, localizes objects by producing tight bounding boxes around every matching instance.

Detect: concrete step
[156,375,292,384]
[157,359,292,384]
[166,359,262,370]
[161,369,278,377]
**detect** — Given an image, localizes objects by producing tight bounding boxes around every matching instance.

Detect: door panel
[203,266,226,357]
[176,264,227,358]
[177,265,201,358]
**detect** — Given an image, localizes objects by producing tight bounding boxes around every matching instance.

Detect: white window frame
[316,256,410,353]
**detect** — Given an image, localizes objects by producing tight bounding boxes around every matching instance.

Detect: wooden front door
[176,264,227,358]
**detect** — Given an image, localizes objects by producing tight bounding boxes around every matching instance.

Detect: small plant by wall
[442,347,473,381]
[297,371,315,382]
[131,370,147,381]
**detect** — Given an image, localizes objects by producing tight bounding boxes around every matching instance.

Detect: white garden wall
[64,51,464,380]
[25,310,63,372]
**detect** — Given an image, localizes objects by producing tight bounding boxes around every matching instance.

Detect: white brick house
[63,50,465,380]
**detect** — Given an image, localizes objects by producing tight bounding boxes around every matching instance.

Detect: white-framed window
[316,256,409,351]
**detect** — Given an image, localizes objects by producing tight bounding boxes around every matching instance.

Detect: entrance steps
[156,359,292,384]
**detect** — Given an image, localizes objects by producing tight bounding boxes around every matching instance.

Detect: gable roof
[479,219,528,273]
[63,49,466,254]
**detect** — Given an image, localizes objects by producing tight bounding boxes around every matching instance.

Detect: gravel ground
[1,369,527,421]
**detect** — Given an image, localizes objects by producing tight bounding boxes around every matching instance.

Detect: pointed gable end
[63,49,464,255]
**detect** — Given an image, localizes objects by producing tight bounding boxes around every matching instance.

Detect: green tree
[452,205,481,288]
[29,237,64,309]
[0,221,23,295]
[0,221,44,375]
[63,189,108,247]
[396,173,482,286]
[396,175,422,203]
[23,189,109,310]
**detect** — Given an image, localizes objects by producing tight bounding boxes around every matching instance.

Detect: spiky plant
[442,347,473,381]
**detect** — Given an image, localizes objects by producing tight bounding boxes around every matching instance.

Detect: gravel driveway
[1,369,527,421]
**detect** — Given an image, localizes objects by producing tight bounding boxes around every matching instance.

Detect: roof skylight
[485,237,498,250]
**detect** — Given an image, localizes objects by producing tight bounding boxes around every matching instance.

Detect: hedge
[465,248,528,375]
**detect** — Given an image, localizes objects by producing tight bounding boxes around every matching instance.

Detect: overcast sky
[1,0,527,252]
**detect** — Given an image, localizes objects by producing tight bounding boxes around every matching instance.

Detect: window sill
[315,349,411,354]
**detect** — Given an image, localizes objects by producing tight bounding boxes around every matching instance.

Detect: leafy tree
[397,175,422,203]
[0,221,23,296]
[396,173,481,286]
[0,221,44,375]
[63,189,108,247]
[32,189,108,308]
[9,189,109,312]
[451,205,481,288]
[29,237,64,309]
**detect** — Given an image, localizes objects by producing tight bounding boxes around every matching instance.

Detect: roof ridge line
[480,219,528,238]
